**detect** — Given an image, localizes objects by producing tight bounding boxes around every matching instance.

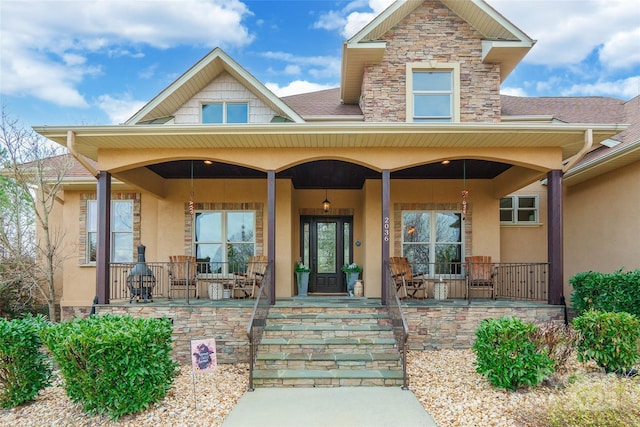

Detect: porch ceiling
[145,159,511,189]
[34,123,625,163]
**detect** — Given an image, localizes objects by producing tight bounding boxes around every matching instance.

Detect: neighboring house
[33,0,632,325]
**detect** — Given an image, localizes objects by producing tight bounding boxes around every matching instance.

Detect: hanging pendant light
[322,189,331,213]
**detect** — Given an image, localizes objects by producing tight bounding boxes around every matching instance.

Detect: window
[402,211,463,276]
[406,62,460,123]
[202,102,248,124]
[194,211,255,272]
[412,71,453,122]
[500,195,538,224]
[86,200,133,263]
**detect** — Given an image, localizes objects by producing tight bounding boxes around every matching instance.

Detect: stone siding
[95,305,254,364]
[404,305,565,350]
[360,0,501,122]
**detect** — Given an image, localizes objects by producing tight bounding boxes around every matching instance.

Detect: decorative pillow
[196,257,211,274]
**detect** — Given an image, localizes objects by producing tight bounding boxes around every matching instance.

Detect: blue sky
[1,0,639,128]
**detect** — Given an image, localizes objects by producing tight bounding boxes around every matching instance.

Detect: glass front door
[301,216,353,294]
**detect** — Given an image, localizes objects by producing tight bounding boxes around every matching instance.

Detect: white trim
[406,62,461,123]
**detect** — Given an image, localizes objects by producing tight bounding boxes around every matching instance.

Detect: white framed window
[86,200,134,263]
[401,210,463,276]
[406,62,460,123]
[202,102,248,124]
[500,195,539,224]
[194,210,255,272]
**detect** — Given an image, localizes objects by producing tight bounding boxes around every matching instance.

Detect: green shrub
[472,317,554,390]
[0,314,52,408]
[570,269,640,317]
[41,314,179,420]
[545,376,640,427]
[572,310,640,373]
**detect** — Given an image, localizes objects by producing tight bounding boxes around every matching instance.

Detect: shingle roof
[280,88,363,118]
[500,95,626,124]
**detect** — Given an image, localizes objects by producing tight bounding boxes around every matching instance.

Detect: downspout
[67,130,99,178]
[562,129,593,173]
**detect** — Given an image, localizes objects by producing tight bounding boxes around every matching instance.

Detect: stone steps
[252,301,403,387]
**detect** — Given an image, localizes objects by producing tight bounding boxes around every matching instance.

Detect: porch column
[547,169,563,305]
[267,170,276,305]
[96,171,112,304]
[381,170,390,304]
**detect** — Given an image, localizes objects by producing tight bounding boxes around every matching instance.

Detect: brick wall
[360,0,501,122]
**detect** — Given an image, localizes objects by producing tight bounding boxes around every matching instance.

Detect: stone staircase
[252,299,404,387]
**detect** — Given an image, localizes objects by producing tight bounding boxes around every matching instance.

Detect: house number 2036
[383,217,390,242]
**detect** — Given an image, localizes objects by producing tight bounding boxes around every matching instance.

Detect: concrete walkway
[222,387,439,427]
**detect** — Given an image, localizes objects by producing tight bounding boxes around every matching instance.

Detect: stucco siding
[564,160,640,290]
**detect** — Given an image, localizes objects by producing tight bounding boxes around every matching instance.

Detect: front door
[301,216,353,294]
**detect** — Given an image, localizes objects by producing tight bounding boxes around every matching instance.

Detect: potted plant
[341,263,362,296]
[294,261,310,296]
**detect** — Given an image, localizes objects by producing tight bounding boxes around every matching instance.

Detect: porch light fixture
[203,160,213,165]
[441,160,450,165]
[407,225,416,235]
[322,189,331,213]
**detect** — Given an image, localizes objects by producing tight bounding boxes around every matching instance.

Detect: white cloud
[500,87,527,97]
[283,65,301,75]
[488,0,640,68]
[95,94,146,125]
[599,27,640,70]
[261,51,342,80]
[561,76,640,99]
[265,80,337,97]
[0,0,254,107]
[314,0,395,39]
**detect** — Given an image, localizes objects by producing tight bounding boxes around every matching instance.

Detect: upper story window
[194,211,255,272]
[401,210,463,276]
[202,102,248,124]
[406,62,460,123]
[86,200,133,263]
[412,71,453,122]
[500,195,539,224]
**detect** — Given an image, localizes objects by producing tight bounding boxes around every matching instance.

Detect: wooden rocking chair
[168,255,198,300]
[465,256,496,302]
[232,256,267,298]
[389,256,426,299]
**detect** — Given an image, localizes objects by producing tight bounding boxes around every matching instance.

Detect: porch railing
[109,261,262,302]
[385,263,409,389]
[394,261,549,302]
[246,260,272,391]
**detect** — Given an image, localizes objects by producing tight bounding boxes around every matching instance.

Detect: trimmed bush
[0,314,52,408]
[473,317,554,390]
[572,310,640,373]
[570,269,640,317]
[41,314,179,420]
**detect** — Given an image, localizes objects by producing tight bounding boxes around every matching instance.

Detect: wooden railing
[246,260,272,391]
[385,262,409,389]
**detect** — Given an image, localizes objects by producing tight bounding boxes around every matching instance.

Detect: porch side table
[434,281,448,300]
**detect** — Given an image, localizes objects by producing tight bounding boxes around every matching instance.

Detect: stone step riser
[252,378,405,387]
[260,344,398,354]
[269,318,391,326]
[256,360,401,370]
[263,330,393,339]
[269,308,388,316]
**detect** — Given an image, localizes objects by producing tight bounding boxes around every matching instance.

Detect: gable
[341,0,534,104]
[125,47,303,125]
[172,72,283,124]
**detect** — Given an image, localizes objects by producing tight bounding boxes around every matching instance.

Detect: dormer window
[406,63,460,123]
[202,102,248,124]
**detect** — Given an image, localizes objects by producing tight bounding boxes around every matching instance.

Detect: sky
[1,0,639,128]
